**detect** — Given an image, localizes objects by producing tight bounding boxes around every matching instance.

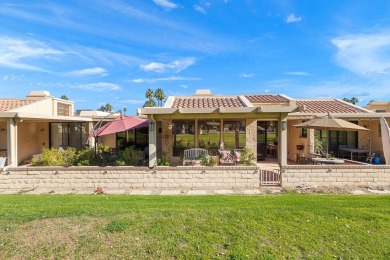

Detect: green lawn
[0,195,389,259]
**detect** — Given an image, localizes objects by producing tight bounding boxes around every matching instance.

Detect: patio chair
[366,153,375,164]
[218,149,234,165]
[233,149,243,165]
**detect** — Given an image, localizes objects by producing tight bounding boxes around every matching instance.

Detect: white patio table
[311,158,345,165]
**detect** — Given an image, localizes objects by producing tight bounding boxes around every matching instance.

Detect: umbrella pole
[326,130,329,159]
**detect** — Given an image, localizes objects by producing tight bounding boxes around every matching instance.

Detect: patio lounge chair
[366,153,375,164]
[218,149,234,165]
[233,149,243,165]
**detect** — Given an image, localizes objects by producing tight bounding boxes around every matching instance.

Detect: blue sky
[1,0,390,114]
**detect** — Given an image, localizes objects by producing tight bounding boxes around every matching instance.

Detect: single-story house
[140,89,390,167]
[0,91,95,167]
[1,90,389,169]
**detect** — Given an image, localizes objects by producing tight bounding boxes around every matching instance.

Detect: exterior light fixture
[149,122,155,131]
[282,121,287,131]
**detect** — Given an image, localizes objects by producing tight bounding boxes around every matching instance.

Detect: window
[223,120,246,150]
[50,122,87,150]
[57,103,70,116]
[116,128,149,150]
[172,120,195,156]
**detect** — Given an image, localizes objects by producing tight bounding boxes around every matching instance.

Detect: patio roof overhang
[140,105,305,115]
[288,112,390,120]
[0,112,92,122]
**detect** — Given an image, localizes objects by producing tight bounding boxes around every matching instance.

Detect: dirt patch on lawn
[2,216,115,259]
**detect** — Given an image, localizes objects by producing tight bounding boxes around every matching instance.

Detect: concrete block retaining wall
[1,165,390,193]
[0,166,259,192]
[281,165,390,187]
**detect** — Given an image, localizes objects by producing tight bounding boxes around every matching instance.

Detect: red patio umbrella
[92,115,148,137]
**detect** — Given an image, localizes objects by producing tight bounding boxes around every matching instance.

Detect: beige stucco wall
[17,121,49,163]
[246,118,257,157]
[357,118,390,160]
[14,98,74,116]
[287,120,311,162]
[99,134,116,148]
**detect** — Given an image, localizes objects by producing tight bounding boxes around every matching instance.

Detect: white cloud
[240,73,255,78]
[140,57,196,73]
[153,0,178,11]
[285,13,302,23]
[285,71,311,76]
[180,84,189,89]
[0,36,63,71]
[67,67,108,77]
[131,76,200,83]
[331,32,390,75]
[120,99,145,105]
[75,82,122,91]
[194,5,207,14]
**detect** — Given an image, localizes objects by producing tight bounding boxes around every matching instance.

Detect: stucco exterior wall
[99,134,116,148]
[287,120,311,162]
[17,122,49,163]
[245,118,257,157]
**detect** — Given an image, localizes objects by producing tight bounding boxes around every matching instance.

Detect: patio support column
[278,113,288,166]
[7,118,18,167]
[88,122,95,148]
[220,119,224,148]
[195,119,198,148]
[148,115,157,167]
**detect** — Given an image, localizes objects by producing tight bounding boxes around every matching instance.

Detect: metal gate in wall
[260,169,281,186]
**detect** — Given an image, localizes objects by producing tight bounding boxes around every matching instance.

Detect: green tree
[143,99,156,108]
[343,97,359,105]
[60,95,68,100]
[145,88,154,100]
[154,88,166,107]
[97,103,114,112]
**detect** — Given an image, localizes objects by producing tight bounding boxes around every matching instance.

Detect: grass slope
[0,195,389,259]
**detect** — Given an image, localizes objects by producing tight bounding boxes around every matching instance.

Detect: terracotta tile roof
[296,99,368,113]
[172,97,244,108]
[0,99,37,112]
[245,94,290,103]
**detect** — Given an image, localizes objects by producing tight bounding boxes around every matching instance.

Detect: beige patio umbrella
[293,114,369,158]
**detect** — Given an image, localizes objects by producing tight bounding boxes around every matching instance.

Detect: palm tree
[343,97,359,105]
[145,88,154,100]
[60,95,69,100]
[123,107,127,115]
[154,88,166,107]
[143,99,156,108]
[97,103,114,112]
[105,103,114,112]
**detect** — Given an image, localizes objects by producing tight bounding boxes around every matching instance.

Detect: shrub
[157,151,172,166]
[237,147,256,166]
[117,146,144,166]
[31,147,77,166]
[199,154,217,166]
